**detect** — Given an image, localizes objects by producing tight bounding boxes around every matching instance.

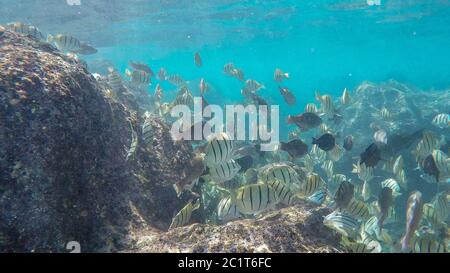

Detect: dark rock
[0,30,193,252]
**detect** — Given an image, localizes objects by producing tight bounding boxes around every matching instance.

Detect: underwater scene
[0,0,449,254]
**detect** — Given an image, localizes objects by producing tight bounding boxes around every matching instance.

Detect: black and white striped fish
[267,179,295,205]
[323,211,360,238]
[217,196,241,222]
[204,133,235,166]
[168,199,200,230]
[259,163,300,186]
[167,74,187,87]
[48,34,81,51]
[344,199,371,221]
[6,22,45,40]
[234,183,278,215]
[299,173,324,197]
[107,68,126,93]
[205,160,241,183]
[125,69,151,85]
[432,113,449,129]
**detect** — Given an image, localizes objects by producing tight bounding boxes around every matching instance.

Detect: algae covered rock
[129,202,342,253]
[0,30,192,252]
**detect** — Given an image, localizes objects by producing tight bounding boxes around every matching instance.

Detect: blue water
[79,0,450,137]
[3,0,450,135]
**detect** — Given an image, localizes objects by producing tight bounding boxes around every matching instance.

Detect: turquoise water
[81,0,450,137]
[4,1,450,104]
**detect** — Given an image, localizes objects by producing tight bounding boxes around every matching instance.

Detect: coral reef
[128,202,342,253]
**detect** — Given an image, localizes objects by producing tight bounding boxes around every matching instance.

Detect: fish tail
[125,68,132,77]
[284,73,290,79]
[312,137,317,144]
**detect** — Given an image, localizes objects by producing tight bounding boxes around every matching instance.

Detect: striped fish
[327,144,344,162]
[206,160,241,183]
[393,155,404,175]
[432,149,449,174]
[352,163,374,182]
[414,131,439,160]
[169,199,200,230]
[359,232,382,253]
[223,63,235,75]
[172,87,194,108]
[299,173,324,197]
[362,216,394,245]
[217,196,241,222]
[274,68,289,82]
[204,132,234,166]
[305,103,318,113]
[232,68,245,81]
[409,234,447,253]
[395,169,407,189]
[125,69,151,85]
[341,88,350,105]
[381,178,402,197]
[318,123,331,135]
[244,79,265,92]
[48,34,81,51]
[382,157,396,174]
[380,107,392,120]
[321,160,334,179]
[423,203,441,227]
[310,144,326,163]
[432,113,449,129]
[267,179,295,205]
[345,199,371,221]
[433,193,450,221]
[307,189,327,205]
[259,163,300,186]
[341,236,380,253]
[157,67,167,81]
[323,211,360,238]
[107,68,126,93]
[167,74,187,87]
[362,216,379,237]
[317,94,334,115]
[234,183,278,215]
[6,22,45,40]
